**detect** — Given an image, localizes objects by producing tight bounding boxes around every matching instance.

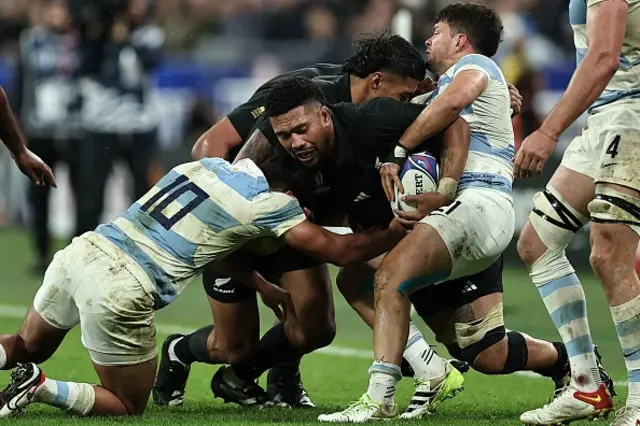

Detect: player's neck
[437,48,476,75]
[326,121,340,164]
[348,75,369,104]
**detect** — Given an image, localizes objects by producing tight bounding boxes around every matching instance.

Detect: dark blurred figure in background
[13,0,81,275]
[512,69,543,151]
[74,0,164,234]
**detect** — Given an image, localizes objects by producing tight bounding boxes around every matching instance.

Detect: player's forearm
[439,118,470,183]
[330,229,402,267]
[541,52,618,139]
[0,87,27,158]
[399,94,462,150]
[191,117,243,160]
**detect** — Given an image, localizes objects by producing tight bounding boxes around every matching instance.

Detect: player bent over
[155,33,428,409]
[514,0,639,424]
[0,156,406,417]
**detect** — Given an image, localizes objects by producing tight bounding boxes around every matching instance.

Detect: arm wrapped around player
[394,117,469,223]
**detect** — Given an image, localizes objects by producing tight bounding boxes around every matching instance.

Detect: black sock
[534,342,569,379]
[233,323,303,382]
[173,325,215,365]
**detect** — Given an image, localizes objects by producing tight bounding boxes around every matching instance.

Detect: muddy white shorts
[33,232,157,366]
[419,188,515,281]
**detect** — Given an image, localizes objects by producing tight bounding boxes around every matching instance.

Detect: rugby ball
[391,152,439,214]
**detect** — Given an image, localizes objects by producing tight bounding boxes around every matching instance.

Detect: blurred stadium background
[0,1,639,424]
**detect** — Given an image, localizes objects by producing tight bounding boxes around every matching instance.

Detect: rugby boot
[266,362,314,408]
[0,363,44,417]
[401,360,465,419]
[211,366,271,407]
[152,334,190,406]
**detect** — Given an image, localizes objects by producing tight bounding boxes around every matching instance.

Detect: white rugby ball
[391,152,439,215]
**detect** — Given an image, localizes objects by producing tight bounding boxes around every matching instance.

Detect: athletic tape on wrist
[437,177,458,200]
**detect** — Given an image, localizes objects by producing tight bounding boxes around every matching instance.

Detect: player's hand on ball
[380,163,403,202]
[514,128,557,179]
[508,83,523,116]
[260,283,295,322]
[395,192,449,221]
[14,148,57,187]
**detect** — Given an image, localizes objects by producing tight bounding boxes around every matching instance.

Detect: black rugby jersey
[227,63,348,142]
[276,97,435,227]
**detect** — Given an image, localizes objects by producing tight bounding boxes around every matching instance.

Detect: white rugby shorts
[33,232,157,366]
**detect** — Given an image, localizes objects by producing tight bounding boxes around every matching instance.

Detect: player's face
[365,72,420,103]
[271,105,333,168]
[425,21,460,75]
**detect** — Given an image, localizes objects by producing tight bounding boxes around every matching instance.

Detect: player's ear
[370,72,383,91]
[319,105,331,127]
[456,33,468,51]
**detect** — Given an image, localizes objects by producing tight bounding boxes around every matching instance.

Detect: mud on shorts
[33,232,157,366]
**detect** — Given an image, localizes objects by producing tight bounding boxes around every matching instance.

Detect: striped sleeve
[249,192,307,237]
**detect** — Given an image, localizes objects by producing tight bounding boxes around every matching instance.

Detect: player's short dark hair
[264,76,328,118]
[434,2,503,58]
[258,154,314,200]
[343,31,426,81]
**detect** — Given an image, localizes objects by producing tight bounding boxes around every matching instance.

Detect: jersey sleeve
[453,54,505,84]
[227,85,272,142]
[249,192,307,238]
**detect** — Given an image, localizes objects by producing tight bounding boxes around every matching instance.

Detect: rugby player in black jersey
[153,34,523,410]
[153,33,430,409]
[260,76,613,420]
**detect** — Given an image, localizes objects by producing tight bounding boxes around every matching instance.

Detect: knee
[589,225,618,274]
[517,226,544,267]
[466,331,529,375]
[373,267,393,295]
[472,337,508,374]
[123,399,148,416]
[286,317,336,353]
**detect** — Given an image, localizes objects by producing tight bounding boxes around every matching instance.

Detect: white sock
[0,343,6,369]
[366,361,401,405]
[403,323,447,381]
[34,378,95,415]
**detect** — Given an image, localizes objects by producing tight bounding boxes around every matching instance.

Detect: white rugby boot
[609,406,640,426]
[401,360,465,419]
[520,383,613,425]
[318,393,398,423]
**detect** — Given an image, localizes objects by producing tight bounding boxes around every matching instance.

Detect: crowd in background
[0,0,574,272]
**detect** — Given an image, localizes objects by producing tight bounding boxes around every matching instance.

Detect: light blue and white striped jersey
[91,158,307,309]
[570,0,640,112]
[413,54,515,195]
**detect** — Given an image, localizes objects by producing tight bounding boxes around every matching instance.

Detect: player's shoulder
[454,54,505,83]
[187,157,270,199]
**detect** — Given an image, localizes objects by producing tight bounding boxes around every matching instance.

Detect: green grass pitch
[0,228,628,425]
